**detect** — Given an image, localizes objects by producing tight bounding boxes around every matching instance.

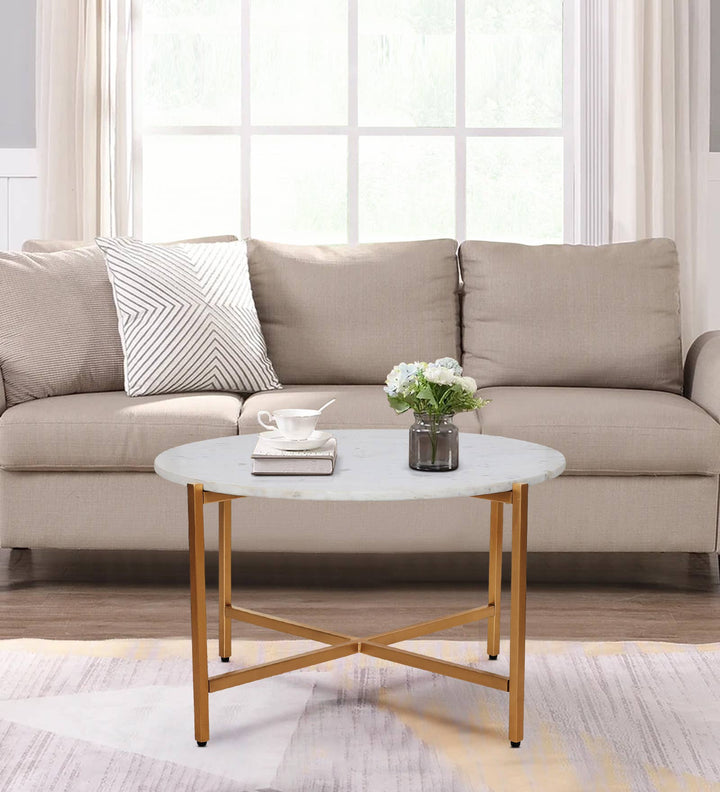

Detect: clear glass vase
[409,412,459,472]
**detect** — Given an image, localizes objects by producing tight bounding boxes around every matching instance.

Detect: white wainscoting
[0,177,8,249]
[0,149,39,251]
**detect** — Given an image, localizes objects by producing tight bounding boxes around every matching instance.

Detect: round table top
[154,430,565,502]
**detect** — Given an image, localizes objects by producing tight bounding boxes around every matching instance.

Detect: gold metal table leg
[187,483,209,747]
[508,482,528,748]
[218,501,232,662]
[487,501,503,660]
[187,486,529,749]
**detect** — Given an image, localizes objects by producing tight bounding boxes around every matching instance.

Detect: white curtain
[610,0,711,345]
[36,0,133,240]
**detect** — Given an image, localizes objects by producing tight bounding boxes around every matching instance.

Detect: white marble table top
[154,430,565,502]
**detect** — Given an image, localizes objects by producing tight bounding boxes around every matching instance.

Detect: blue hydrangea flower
[434,357,462,375]
[384,362,423,396]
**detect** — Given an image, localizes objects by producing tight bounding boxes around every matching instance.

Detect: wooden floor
[1,549,718,643]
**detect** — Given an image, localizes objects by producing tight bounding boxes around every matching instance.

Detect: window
[133,0,571,244]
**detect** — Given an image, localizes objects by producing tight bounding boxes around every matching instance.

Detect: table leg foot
[510,741,521,748]
[488,654,498,660]
[197,741,208,747]
[220,657,230,662]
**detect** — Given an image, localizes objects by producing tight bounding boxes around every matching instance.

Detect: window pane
[359,0,455,127]
[466,137,563,243]
[143,0,242,126]
[359,136,454,241]
[251,136,347,243]
[251,0,347,125]
[142,135,241,241]
[466,0,562,127]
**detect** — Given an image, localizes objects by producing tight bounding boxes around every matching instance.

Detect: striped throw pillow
[96,237,281,396]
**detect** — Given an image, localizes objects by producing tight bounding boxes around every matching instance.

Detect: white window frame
[131,0,580,244]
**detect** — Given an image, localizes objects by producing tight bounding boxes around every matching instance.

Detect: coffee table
[154,429,565,749]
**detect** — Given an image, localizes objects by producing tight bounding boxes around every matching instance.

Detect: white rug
[0,638,718,791]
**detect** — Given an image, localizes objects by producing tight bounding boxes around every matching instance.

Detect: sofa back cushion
[0,246,124,407]
[1,235,243,409]
[22,234,238,253]
[248,238,460,384]
[459,238,683,393]
[21,240,90,253]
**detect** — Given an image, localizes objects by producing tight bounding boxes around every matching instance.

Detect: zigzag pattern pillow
[96,237,281,396]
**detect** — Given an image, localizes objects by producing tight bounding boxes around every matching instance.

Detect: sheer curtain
[36,0,133,240]
[610,0,711,345]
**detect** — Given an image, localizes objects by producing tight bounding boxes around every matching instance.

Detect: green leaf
[416,386,437,407]
[387,395,410,413]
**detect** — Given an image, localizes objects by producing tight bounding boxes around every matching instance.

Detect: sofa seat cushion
[478,387,720,475]
[239,385,482,434]
[0,391,243,471]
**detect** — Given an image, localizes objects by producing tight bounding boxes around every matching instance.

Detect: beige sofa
[1,237,719,556]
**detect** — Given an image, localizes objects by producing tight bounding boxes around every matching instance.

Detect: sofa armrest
[684,331,720,423]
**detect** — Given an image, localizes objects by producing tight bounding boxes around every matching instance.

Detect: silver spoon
[317,398,336,413]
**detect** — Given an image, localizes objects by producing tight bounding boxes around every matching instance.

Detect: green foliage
[388,370,490,417]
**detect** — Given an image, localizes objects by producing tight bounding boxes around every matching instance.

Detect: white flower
[434,357,462,375]
[424,364,456,386]
[456,375,478,394]
[384,362,421,396]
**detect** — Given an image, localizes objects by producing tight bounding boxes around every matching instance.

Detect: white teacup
[257,408,321,441]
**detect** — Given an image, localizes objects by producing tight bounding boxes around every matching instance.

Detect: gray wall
[712,0,720,150]
[0,0,36,148]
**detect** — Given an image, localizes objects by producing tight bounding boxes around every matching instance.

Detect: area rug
[0,638,718,791]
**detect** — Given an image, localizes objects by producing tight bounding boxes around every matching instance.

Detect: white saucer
[258,430,332,451]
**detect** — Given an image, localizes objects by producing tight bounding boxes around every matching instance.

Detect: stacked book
[251,436,337,476]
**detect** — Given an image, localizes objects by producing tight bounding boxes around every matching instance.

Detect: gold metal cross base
[210,603,509,695]
[187,483,529,749]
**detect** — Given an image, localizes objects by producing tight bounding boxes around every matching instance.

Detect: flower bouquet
[384,357,490,471]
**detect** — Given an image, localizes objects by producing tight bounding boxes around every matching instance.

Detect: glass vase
[409,412,459,472]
